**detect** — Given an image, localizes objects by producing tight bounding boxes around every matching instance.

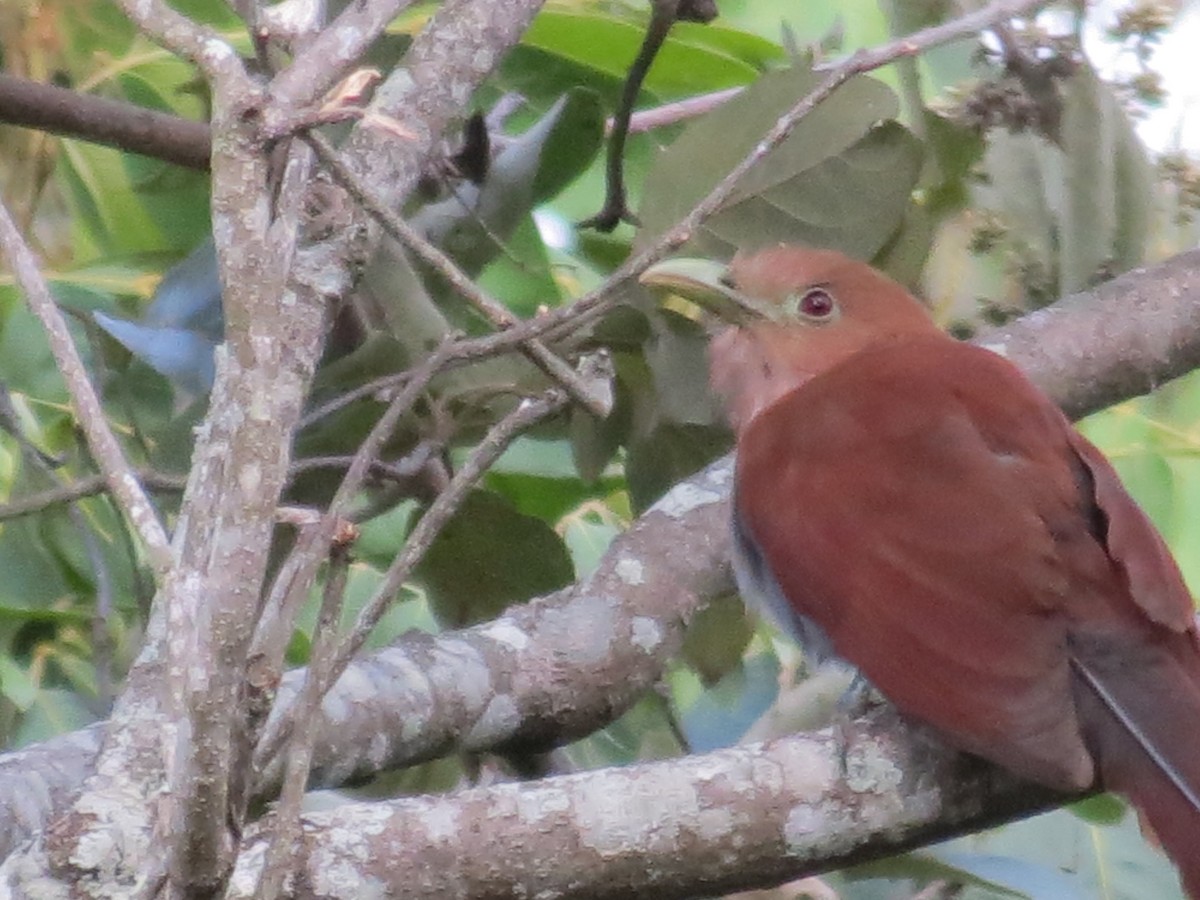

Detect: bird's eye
[794,287,837,321]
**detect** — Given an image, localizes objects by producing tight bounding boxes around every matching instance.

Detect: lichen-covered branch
[232,708,1066,899]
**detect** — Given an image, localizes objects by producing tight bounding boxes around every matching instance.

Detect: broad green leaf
[922,110,987,216]
[971,130,1058,275]
[1070,793,1128,826]
[475,216,561,318]
[10,687,97,747]
[873,200,935,287]
[969,65,1155,301]
[59,140,166,260]
[669,20,787,70]
[850,849,1052,898]
[529,88,605,204]
[486,438,622,523]
[414,490,575,627]
[645,308,719,426]
[625,422,731,513]
[917,806,1187,900]
[700,120,924,261]
[521,8,761,100]
[0,657,37,711]
[1060,67,1119,293]
[0,517,73,610]
[636,66,916,259]
[679,592,754,686]
[559,510,621,578]
[290,561,433,663]
[561,691,684,770]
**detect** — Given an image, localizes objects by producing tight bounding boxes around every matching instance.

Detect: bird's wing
[1065,430,1195,632]
[735,337,1103,789]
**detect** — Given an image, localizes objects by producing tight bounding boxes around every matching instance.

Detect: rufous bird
[641,246,1200,897]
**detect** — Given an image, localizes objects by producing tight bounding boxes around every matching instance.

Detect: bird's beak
[639,258,773,325]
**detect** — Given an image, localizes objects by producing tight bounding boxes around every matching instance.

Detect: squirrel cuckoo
[641,246,1200,896]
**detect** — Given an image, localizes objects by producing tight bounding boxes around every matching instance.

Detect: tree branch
[0,196,174,577]
[0,74,211,170]
[233,708,1068,898]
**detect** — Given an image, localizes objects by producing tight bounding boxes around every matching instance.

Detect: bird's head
[640,244,938,430]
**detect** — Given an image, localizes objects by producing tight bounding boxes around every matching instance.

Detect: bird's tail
[1073,646,1200,899]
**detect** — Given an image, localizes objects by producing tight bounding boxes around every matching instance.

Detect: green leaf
[1069,793,1128,826]
[475,216,561,319]
[415,490,575,627]
[636,66,920,260]
[912,806,1187,900]
[851,848,1045,898]
[922,109,987,215]
[972,129,1058,275]
[1060,68,1119,293]
[560,691,684,769]
[559,511,620,578]
[520,8,761,100]
[970,64,1155,298]
[11,687,96,747]
[530,88,606,204]
[290,561,434,662]
[0,656,37,710]
[644,308,720,427]
[669,21,787,70]
[625,423,731,513]
[680,592,754,685]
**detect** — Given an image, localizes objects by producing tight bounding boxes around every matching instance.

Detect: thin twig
[581,0,678,231]
[252,388,569,775]
[304,132,613,418]
[0,198,174,577]
[290,445,442,482]
[624,87,742,135]
[0,449,441,524]
[299,370,412,429]
[257,547,351,900]
[0,471,187,521]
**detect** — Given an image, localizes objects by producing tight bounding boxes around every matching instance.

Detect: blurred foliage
[0,0,1197,896]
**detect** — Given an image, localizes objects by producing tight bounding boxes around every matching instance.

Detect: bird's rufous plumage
[642,245,1200,897]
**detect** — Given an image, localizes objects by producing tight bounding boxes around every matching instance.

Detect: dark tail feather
[1073,651,1200,899]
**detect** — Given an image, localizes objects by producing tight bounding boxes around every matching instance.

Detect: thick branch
[0,74,211,170]
[234,709,1066,898]
[978,251,1200,418]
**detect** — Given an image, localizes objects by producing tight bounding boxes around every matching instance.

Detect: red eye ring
[798,287,836,319]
